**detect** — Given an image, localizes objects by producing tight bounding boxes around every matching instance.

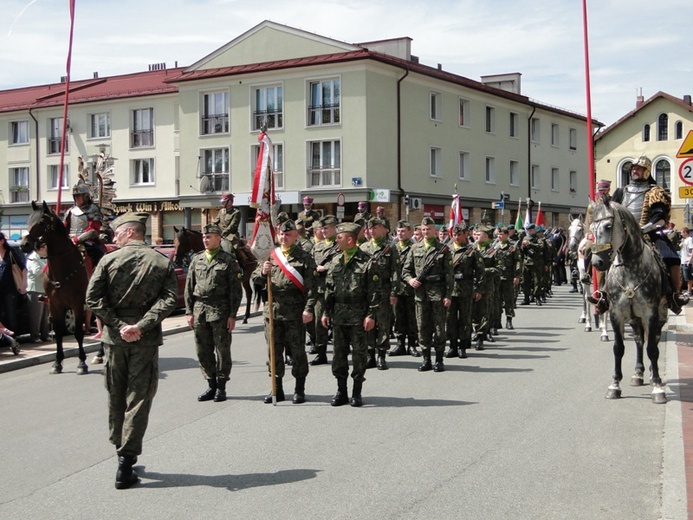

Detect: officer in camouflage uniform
[311,215,340,365]
[297,196,321,232]
[520,224,542,306]
[402,217,453,372]
[251,220,317,404]
[86,212,178,490]
[472,224,498,349]
[390,220,420,357]
[185,224,243,403]
[322,222,380,407]
[494,226,521,330]
[445,222,484,359]
[360,217,399,370]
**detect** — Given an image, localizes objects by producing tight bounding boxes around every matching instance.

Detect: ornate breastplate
[68,207,89,236]
[623,183,649,223]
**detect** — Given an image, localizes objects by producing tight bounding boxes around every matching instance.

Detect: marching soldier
[311,215,340,365]
[322,222,380,407]
[390,220,420,357]
[520,224,542,306]
[401,217,453,372]
[445,222,484,359]
[472,224,498,350]
[251,220,317,404]
[185,224,243,403]
[494,226,520,330]
[360,217,399,370]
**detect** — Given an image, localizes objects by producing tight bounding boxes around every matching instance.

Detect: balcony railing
[253,109,282,130]
[307,104,340,126]
[48,137,67,154]
[200,172,229,193]
[131,130,154,148]
[307,167,341,187]
[201,114,229,135]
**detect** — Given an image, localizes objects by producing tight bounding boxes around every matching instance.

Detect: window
[430,91,442,121]
[485,156,495,183]
[430,147,442,177]
[643,124,650,142]
[308,140,341,187]
[485,106,495,133]
[252,143,284,190]
[531,118,540,143]
[131,108,154,147]
[253,85,283,130]
[551,124,559,147]
[657,113,668,141]
[620,161,633,187]
[459,151,470,180]
[676,121,684,140]
[10,121,29,145]
[531,164,540,189]
[569,170,577,193]
[48,164,69,190]
[132,158,154,185]
[308,78,340,126]
[201,148,229,192]
[201,91,229,135]
[510,160,519,186]
[459,98,470,127]
[569,128,577,150]
[89,113,110,139]
[48,117,67,154]
[509,112,519,138]
[10,167,29,202]
[551,167,559,191]
[654,159,671,193]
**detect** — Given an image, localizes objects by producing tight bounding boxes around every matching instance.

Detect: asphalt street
[0,285,686,519]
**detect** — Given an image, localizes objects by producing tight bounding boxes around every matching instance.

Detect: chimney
[60,76,67,83]
[93,72,99,79]
[636,87,644,108]
[437,63,443,71]
[684,95,692,106]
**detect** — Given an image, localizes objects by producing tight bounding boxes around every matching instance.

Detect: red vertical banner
[582,0,596,202]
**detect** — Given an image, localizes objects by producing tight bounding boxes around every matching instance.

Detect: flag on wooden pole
[535,201,546,227]
[515,197,523,231]
[448,193,463,234]
[249,131,275,262]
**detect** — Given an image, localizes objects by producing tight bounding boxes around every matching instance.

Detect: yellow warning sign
[677,130,693,158]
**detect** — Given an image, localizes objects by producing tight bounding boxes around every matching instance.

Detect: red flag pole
[582,0,596,202]
[56,0,77,214]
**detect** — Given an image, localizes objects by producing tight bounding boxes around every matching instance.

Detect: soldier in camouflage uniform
[360,217,399,370]
[322,222,380,407]
[390,220,420,357]
[494,226,521,330]
[520,224,542,306]
[297,196,321,232]
[353,201,372,229]
[311,215,340,365]
[295,220,314,253]
[374,206,391,231]
[251,220,317,404]
[86,212,178,490]
[402,217,453,372]
[472,224,498,350]
[535,226,552,302]
[445,222,484,359]
[214,193,241,239]
[185,224,243,403]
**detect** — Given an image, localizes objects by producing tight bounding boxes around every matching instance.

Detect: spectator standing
[26,240,50,342]
[0,232,27,333]
[680,227,693,296]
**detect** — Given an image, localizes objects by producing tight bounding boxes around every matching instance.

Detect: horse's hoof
[652,389,667,404]
[50,364,63,375]
[605,388,621,399]
[585,326,592,332]
[91,355,103,365]
[600,334,609,342]
[242,318,248,325]
[76,364,89,375]
[630,376,644,387]
[578,317,586,323]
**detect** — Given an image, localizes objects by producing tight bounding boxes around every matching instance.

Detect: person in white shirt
[680,227,693,296]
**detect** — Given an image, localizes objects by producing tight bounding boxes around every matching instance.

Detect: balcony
[201,114,229,135]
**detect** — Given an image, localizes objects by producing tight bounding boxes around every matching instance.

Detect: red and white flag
[270,247,305,292]
[249,132,275,262]
[448,194,464,235]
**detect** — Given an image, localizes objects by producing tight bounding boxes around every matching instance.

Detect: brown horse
[27,201,88,374]
[173,227,257,324]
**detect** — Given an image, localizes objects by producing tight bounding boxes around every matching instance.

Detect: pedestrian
[185,223,243,403]
[322,222,380,407]
[679,227,693,296]
[251,220,317,404]
[85,212,178,490]
[26,239,50,342]
[0,231,27,333]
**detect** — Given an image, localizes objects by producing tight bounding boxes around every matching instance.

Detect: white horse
[568,217,609,341]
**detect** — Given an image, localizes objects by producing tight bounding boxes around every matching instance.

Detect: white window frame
[459,151,470,181]
[10,166,30,202]
[132,158,155,186]
[307,77,341,126]
[531,117,540,143]
[551,123,559,147]
[551,167,559,191]
[10,121,29,145]
[459,98,470,127]
[430,91,442,121]
[48,117,67,154]
[253,84,283,131]
[252,143,284,190]
[510,160,519,186]
[200,90,229,135]
[89,112,111,139]
[430,147,442,178]
[485,156,496,183]
[201,147,230,193]
[131,108,154,148]
[509,112,519,138]
[569,170,577,193]
[307,139,341,187]
[531,164,540,189]
[569,128,577,150]
[485,106,496,134]
[48,164,70,190]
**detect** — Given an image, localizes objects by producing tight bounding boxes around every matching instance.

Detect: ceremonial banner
[515,197,524,231]
[535,201,546,227]
[448,193,463,235]
[249,132,275,262]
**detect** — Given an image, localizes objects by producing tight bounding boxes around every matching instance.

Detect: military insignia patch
[373,275,379,282]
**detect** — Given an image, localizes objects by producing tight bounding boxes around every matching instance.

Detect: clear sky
[2,0,690,128]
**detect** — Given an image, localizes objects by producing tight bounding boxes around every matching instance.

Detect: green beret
[367,217,387,228]
[495,222,505,228]
[526,223,536,230]
[476,224,494,235]
[421,217,436,226]
[111,211,149,230]
[336,222,361,236]
[320,215,338,227]
[396,220,411,229]
[279,220,297,232]
[203,223,222,235]
[508,224,516,230]
[452,222,468,233]
[536,225,545,233]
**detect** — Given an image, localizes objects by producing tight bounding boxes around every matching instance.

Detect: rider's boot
[670,265,690,308]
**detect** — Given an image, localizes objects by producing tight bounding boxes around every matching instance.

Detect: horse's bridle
[591,211,630,263]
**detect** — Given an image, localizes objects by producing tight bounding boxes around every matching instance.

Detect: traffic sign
[679,158,693,186]
[677,130,693,158]
[492,201,505,209]
[679,186,693,199]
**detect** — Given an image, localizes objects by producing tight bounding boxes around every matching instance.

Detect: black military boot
[433,351,445,372]
[350,379,363,407]
[475,334,485,351]
[115,454,139,490]
[490,326,499,336]
[459,339,468,358]
[293,377,306,404]
[520,295,530,305]
[506,317,514,330]
[264,377,285,403]
[198,379,217,402]
[486,332,495,343]
[366,349,377,369]
[377,349,389,370]
[331,378,349,406]
[418,349,432,372]
[309,346,328,366]
[444,339,459,358]
[214,379,227,402]
[408,336,421,357]
[389,336,407,356]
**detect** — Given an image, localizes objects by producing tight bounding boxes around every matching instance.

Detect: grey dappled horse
[590,199,668,404]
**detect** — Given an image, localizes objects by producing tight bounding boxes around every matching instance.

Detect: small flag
[448,193,463,235]
[535,201,546,227]
[515,197,523,231]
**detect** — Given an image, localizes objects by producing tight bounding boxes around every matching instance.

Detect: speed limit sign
[679,158,693,186]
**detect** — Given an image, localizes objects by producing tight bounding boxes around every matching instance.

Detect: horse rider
[213,192,241,250]
[297,196,321,233]
[64,180,105,271]
[374,206,391,231]
[603,155,690,312]
[353,201,372,229]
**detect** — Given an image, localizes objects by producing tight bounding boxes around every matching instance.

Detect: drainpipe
[29,107,40,201]
[526,105,536,203]
[396,67,410,220]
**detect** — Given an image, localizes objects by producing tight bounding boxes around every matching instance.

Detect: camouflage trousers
[314,294,330,348]
[447,287,474,343]
[193,314,232,382]
[368,296,393,351]
[499,279,516,318]
[265,319,309,379]
[394,293,417,339]
[522,265,541,299]
[332,323,368,382]
[472,295,489,336]
[104,344,159,457]
[415,298,447,353]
